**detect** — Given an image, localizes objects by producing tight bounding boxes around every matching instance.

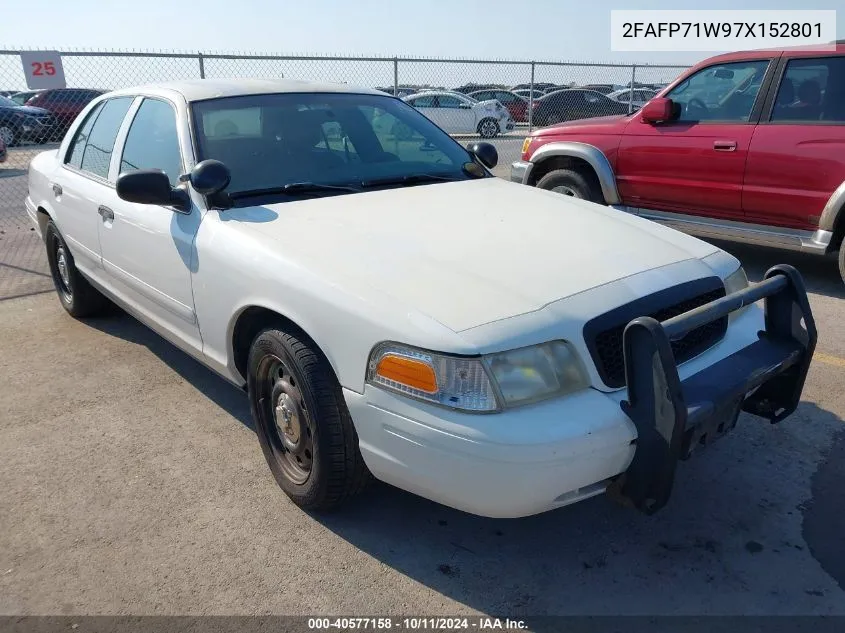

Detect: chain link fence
[0,49,688,300]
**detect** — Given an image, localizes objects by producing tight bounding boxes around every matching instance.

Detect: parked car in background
[513,82,559,93]
[607,88,658,110]
[403,90,512,137]
[511,44,845,281]
[0,90,18,97]
[27,79,815,518]
[453,84,507,95]
[0,95,57,146]
[580,84,620,95]
[532,89,630,126]
[11,90,43,106]
[468,89,532,122]
[24,88,104,138]
[513,88,544,101]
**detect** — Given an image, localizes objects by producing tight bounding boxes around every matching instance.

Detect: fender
[527,141,621,205]
[817,180,845,249]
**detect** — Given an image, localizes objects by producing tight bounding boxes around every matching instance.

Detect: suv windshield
[191,92,482,201]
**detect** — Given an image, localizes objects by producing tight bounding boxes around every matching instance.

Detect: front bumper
[510,160,532,184]
[346,265,815,518]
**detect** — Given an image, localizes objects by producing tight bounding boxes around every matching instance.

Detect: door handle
[713,140,737,152]
[51,183,62,196]
[98,205,114,221]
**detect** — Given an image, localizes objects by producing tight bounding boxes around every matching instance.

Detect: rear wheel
[477,118,500,139]
[247,327,371,511]
[45,220,109,317]
[536,168,604,204]
[838,243,845,285]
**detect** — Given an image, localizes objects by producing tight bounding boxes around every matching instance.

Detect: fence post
[628,64,636,114]
[393,57,398,96]
[528,61,536,133]
[198,52,206,79]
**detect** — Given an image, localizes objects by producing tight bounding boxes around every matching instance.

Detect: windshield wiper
[360,173,463,188]
[227,182,361,201]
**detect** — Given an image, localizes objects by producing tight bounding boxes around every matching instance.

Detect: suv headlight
[366,340,588,412]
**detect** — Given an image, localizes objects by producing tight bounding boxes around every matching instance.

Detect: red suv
[511,45,845,281]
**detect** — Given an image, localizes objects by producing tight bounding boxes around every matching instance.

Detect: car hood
[233,178,718,332]
[534,114,630,135]
[15,105,52,117]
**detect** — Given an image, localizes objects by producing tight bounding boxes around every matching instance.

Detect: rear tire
[536,168,604,204]
[838,243,845,285]
[0,125,18,147]
[247,327,371,511]
[45,220,109,318]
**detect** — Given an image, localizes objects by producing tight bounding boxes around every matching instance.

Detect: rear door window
[771,56,845,123]
[78,97,133,179]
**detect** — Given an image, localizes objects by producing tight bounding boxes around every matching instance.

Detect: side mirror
[116,169,189,211]
[186,159,231,195]
[640,97,674,124]
[466,141,498,169]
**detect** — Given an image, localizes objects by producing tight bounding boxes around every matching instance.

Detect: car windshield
[0,96,18,107]
[192,92,481,201]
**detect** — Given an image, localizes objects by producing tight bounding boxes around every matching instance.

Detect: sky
[1,0,842,90]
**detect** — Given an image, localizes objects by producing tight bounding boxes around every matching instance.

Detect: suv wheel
[839,243,845,285]
[536,168,604,203]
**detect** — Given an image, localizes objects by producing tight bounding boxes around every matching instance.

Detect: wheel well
[830,208,845,252]
[528,155,600,191]
[231,306,322,381]
[36,206,51,237]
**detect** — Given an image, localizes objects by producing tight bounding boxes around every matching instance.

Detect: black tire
[44,220,109,318]
[477,117,500,139]
[838,242,845,285]
[536,168,604,203]
[247,327,371,511]
[0,124,18,147]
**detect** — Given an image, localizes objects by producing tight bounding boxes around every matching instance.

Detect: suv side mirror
[466,141,498,169]
[116,169,190,211]
[640,97,674,124]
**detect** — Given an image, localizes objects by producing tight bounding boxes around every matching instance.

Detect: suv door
[616,58,775,220]
[52,96,133,274]
[99,96,203,353]
[743,54,845,230]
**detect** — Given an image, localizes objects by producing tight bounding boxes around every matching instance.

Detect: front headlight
[366,340,588,413]
[723,265,750,322]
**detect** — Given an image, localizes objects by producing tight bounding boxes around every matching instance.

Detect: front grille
[584,281,727,389]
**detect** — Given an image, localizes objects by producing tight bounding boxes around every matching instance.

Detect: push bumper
[510,160,532,184]
[608,264,816,514]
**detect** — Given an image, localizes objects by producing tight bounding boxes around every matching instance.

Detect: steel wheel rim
[551,185,580,197]
[53,241,73,301]
[258,354,314,485]
[0,127,13,145]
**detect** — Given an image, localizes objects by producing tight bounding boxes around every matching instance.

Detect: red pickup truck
[511,44,845,282]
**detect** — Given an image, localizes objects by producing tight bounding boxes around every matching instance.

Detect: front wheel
[477,118,500,139]
[536,168,604,204]
[838,242,845,285]
[0,124,18,147]
[247,327,371,511]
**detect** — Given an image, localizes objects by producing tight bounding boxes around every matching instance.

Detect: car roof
[691,43,845,67]
[407,90,469,98]
[105,78,385,103]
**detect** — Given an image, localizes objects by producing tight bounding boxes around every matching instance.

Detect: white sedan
[403,90,512,137]
[607,88,658,109]
[27,79,816,518]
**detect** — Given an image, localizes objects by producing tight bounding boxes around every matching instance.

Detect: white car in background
[607,88,658,109]
[403,90,512,138]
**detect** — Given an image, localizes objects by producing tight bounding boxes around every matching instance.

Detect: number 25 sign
[20,51,67,89]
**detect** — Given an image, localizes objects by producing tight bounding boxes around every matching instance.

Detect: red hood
[532,114,630,137]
